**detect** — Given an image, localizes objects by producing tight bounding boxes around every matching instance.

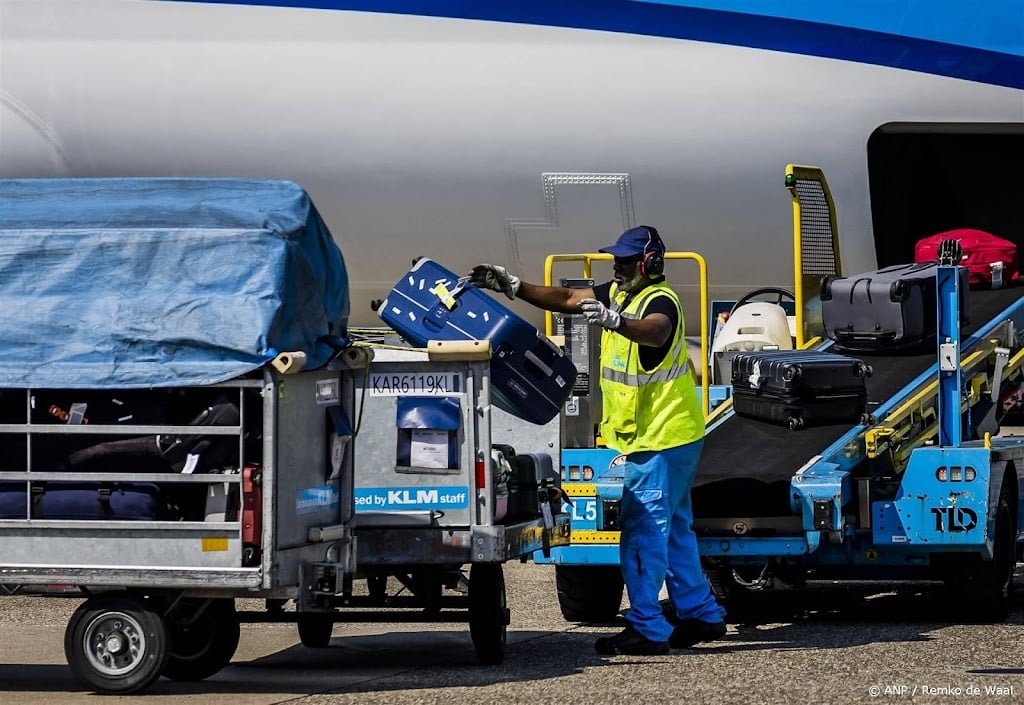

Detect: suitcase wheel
[860,412,876,426]
[787,416,805,431]
[856,363,874,378]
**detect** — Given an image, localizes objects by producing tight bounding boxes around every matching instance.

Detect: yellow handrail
[542,251,710,418]
[785,164,842,350]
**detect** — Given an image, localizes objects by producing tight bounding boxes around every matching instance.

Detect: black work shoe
[669,619,727,649]
[594,626,670,656]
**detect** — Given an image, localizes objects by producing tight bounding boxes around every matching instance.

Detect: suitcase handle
[524,349,554,377]
[847,277,872,305]
[833,328,896,343]
[424,299,459,331]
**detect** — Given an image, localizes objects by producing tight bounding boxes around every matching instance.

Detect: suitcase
[914,228,1019,289]
[0,482,170,520]
[60,401,241,474]
[29,389,173,470]
[731,351,871,430]
[507,452,561,519]
[379,258,577,424]
[820,262,968,352]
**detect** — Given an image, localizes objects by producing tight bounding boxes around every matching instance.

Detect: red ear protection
[639,227,665,277]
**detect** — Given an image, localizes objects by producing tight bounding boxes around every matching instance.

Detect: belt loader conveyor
[693,286,1024,531]
[689,283,1024,621]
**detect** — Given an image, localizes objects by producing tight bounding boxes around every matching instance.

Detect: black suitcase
[507,452,561,519]
[0,482,170,520]
[731,351,871,430]
[821,262,968,352]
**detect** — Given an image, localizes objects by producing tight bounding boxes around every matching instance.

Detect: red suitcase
[914,229,1018,289]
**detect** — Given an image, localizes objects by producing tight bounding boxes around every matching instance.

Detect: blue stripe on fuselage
[171,0,1024,89]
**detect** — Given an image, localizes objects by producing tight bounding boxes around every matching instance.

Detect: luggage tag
[747,360,763,390]
[991,262,1004,289]
[425,278,468,330]
[429,280,460,310]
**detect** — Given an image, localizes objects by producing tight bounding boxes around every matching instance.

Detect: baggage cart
[0,369,360,694]
[332,342,571,665]
[0,177,359,694]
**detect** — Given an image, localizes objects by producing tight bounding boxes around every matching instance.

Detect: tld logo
[930,506,978,533]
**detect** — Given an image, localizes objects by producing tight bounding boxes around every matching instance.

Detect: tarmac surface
[2,561,1024,705]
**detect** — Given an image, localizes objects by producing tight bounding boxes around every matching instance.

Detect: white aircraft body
[1,0,1022,327]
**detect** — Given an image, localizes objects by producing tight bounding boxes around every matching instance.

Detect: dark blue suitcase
[378,258,577,425]
[0,482,169,520]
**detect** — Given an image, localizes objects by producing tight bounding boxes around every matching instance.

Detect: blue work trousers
[619,440,725,642]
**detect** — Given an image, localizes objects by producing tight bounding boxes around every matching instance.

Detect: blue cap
[598,225,665,258]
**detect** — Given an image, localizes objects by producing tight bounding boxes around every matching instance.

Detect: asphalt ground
[2,562,1024,705]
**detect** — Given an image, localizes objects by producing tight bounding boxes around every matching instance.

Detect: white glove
[579,298,621,330]
[468,264,521,300]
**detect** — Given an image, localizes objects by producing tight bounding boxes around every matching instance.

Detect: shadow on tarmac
[3,580,1023,696]
[0,628,592,696]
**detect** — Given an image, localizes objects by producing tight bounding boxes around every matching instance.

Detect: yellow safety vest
[598,282,704,453]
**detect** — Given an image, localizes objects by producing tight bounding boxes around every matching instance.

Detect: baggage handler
[468,225,726,655]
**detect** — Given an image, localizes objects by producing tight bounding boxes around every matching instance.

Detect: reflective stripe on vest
[597,282,704,453]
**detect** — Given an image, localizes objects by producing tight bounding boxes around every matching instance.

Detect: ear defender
[639,227,665,277]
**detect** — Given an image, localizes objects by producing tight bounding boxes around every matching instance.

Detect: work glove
[468,264,521,300]
[579,298,622,330]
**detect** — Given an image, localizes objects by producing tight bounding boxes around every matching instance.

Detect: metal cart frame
[0,368,358,693]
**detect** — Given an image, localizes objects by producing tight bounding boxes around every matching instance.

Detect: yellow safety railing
[785,164,842,350]
[865,340,1020,473]
[542,251,710,418]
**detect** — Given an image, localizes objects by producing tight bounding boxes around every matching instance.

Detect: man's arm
[516,281,596,314]
[613,312,673,348]
[467,263,594,313]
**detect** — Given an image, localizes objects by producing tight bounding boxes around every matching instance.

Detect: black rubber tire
[555,565,624,622]
[973,490,1016,622]
[468,563,508,665]
[297,614,335,648]
[64,594,169,695]
[162,599,240,682]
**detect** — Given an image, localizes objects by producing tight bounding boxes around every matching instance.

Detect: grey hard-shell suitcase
[820,262,968,352]
[731,350,871,430]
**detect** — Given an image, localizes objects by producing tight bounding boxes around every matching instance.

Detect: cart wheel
[972,487,1016,622]
[297,614,334,648]
[555,565,624,622]
[64,594,169,695]
[468,563,509,665]
[162,599,240,681]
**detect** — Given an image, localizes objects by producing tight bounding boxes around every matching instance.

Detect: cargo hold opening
[867,122,1024,269]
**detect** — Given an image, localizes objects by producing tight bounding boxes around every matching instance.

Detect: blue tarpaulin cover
[0,178,349,388]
